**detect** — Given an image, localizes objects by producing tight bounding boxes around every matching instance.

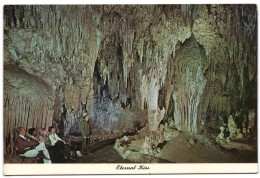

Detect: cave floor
[157,133,257,163]
[65,144,132,163]
[64,132,257,164]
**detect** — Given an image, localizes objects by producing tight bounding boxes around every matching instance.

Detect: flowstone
[216,126,225,143]
[248,109,256,135]
[140,136,153,155]
[236,129,243,140]
[163,127,180,141]
[227,115,244,140]
[168,117,175,128]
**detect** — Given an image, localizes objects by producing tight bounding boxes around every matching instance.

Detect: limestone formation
[242,121,247,136]
[163,126,180,141]
[216,115,244,145]
[227,115,238,140]
[217,126,225,140]
[248,109,256,135]
[140,136,153,156]
[189,138,195,145]
[168,117,175,129]
[236,129,243,140]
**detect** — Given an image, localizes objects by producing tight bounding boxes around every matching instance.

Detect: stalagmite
[248,109,256,134]
[227,115,238,140]
[171,36,207,133]
[140,136,153,155]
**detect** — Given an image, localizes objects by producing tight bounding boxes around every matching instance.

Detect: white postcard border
[4,163,258,175]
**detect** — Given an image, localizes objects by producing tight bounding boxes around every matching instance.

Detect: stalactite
[4,63,55,154]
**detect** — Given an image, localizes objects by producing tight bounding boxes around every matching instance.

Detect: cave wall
[4,5,257,154]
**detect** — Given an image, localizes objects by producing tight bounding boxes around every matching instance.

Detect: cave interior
[3,4,257,163]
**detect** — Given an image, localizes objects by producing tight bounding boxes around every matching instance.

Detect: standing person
[16,127,51,163]
[80,112,92,155]
[48,126,73,162]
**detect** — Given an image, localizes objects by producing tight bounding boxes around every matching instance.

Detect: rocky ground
[157,133,257,163]
[112,128,257,163]
[65,132,257,164]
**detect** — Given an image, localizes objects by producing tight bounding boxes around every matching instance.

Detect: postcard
[2,3,258,175]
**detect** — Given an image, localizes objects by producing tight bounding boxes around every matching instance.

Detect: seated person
[48,126,73,161]
[38,128,57,162]
[16,127,51,164]
[27,128,38,140]
[38,128,51,147]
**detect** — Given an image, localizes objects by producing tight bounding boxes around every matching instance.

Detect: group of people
[15,112,92,163]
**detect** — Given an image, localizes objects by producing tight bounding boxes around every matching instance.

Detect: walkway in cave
[65,144,132,163]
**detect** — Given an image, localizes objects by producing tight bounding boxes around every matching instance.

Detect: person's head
[82,112,89,121]
[17,127,26,136]
[40,128,48,136]
[28,128,37,136]
[48,126,55,134]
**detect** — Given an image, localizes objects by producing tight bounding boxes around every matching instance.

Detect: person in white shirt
[48,126,73,162]
[16,127,51,164]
